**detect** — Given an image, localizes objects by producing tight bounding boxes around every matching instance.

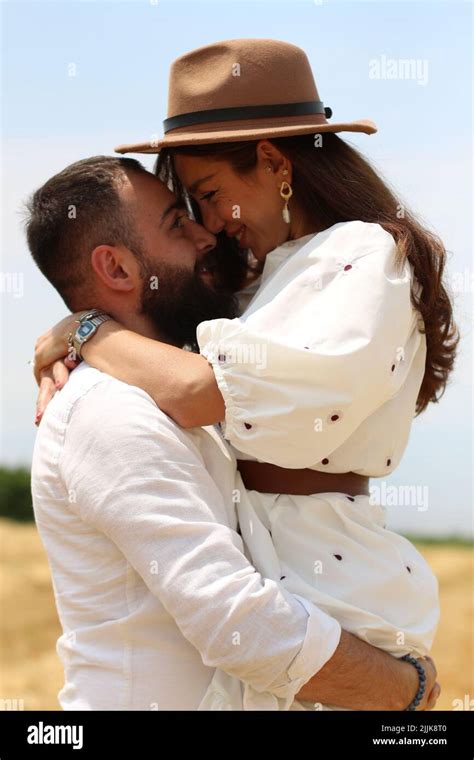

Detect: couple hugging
[28,38,457,711]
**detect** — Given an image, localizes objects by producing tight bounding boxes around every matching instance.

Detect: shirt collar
[259,233,316,285]
[235,232,317,314]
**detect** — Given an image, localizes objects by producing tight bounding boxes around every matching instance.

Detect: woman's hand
[35,358,80,425]
[34,312,85,384]
[33,311,88,424]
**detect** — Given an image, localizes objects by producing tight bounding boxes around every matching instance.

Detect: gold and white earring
[280,180,293,224]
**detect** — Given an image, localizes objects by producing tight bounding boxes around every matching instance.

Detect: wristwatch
[69,310,112,360]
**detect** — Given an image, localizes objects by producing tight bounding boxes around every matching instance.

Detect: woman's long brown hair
[156,133,459,415]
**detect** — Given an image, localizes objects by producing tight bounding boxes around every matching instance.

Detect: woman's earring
[280,181,293,223]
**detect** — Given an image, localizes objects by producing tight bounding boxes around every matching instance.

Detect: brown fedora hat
[115,38,377,155]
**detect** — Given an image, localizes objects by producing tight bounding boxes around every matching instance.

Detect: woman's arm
[34,314,225,427]
[82,321,225,427]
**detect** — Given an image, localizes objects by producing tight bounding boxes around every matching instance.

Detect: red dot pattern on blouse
[239,305,397,475]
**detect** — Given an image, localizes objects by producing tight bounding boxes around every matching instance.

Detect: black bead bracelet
[402,654,427,710]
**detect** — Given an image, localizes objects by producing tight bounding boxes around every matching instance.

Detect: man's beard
[139,254,239,350]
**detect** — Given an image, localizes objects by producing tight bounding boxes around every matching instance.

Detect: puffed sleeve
[196,221,424,468]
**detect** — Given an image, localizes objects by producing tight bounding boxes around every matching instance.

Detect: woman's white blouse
[197,221,426,475]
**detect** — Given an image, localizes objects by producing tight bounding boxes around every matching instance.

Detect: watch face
[77,321,94,339]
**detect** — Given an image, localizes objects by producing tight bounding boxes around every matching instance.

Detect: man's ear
[90,245,136,293]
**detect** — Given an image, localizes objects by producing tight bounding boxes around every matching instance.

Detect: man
[26,156,437,710]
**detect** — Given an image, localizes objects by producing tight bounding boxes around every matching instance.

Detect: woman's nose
[200,204,225,236]
[188,219,216,253]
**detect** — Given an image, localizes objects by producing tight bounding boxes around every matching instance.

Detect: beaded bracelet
[402,654,427,710]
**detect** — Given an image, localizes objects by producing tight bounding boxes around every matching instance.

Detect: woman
[34,39,456,710]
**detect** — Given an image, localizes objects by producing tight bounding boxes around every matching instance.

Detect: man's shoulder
[56,362,156,411]
[43,362,171,437]
[38,364,219,478]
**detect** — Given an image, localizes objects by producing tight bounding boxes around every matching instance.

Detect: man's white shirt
[31,363,341,710]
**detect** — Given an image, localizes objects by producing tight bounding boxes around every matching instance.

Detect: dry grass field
[0,517,472,711]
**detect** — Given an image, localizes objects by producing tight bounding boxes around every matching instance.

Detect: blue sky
[1,0,472,537]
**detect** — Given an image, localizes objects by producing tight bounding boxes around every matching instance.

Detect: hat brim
[115,119,377,155]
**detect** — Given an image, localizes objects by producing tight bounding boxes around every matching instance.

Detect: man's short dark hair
[25,155,148,310]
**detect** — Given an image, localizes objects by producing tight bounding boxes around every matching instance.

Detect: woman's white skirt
[198,475,440,711]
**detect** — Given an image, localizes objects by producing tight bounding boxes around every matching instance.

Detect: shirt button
[343,264,353,271]
[321,458,329,465]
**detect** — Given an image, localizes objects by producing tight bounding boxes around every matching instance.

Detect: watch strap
[71,313,112,360]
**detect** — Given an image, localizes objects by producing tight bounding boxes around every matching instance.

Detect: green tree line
[0,467,34,522]
[0,466,471,546]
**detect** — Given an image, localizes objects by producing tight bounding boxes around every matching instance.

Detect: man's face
[120,170,239,347]
[121,169,214,275]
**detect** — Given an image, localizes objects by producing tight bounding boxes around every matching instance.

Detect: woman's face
[174,141,302,261]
